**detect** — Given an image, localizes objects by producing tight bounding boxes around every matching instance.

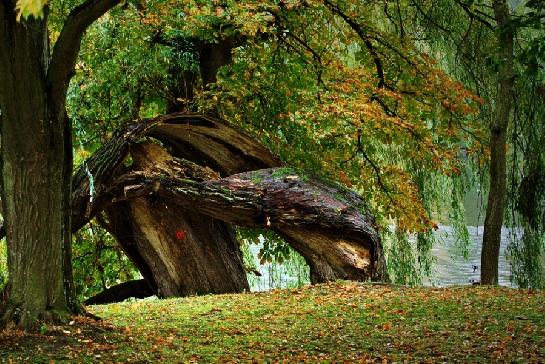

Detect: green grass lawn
[1,282,544,362]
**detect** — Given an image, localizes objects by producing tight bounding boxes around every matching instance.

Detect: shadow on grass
[0,316,125,362]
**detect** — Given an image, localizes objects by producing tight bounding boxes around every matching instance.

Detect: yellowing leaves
[338,171,352,188]
[139,0,280,39]
[15,0,47,21]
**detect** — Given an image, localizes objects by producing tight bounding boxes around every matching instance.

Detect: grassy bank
[1,282,544,362]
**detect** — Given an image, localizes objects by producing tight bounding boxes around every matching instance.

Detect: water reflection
[424,225,514,287]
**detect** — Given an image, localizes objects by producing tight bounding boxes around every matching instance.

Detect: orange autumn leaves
[289,58,483,231]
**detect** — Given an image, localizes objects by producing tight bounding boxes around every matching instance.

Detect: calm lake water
[423,225,514,287]
[247,225,515,291]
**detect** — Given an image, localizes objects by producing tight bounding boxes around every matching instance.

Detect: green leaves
[72,224,138,300]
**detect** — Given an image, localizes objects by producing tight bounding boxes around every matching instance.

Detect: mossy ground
[1,282,544,362]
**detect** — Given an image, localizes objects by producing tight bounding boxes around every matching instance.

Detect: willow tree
[506,0,545,289]
[0,0,120,328]
[480,0,514,285]
[407,0,545,285]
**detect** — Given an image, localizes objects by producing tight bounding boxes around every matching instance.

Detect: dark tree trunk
[481,0,514,285]
[166,67,196,112]
[0,0,119,328]
[84,279,153,305]
[160,35,240,113]
[198,37,241,87]
[0,8,76,328]
[101,203,159,292]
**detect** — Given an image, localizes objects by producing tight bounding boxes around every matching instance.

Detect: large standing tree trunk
[481,0,514,285]
[0,9,74,328]
[0,0,119,328]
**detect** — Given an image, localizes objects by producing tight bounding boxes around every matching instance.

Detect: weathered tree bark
[481,0,514,285]
[72,113,280,299]
[110,199,250,296]
[159,37,252,297]
[102,142,250,297]
[84,279,153,305]
[0,11,72,327]
[100,203,159,293]
[0,197,5,238]
[0,0,119,328]
[72,121,153,232]
[72,112,282,231]
[107,143,387,282]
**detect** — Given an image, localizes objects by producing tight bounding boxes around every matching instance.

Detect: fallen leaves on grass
[1,282,544,362]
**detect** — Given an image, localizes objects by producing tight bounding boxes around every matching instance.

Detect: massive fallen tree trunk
[108,142,387,282]
[3,112,386,302]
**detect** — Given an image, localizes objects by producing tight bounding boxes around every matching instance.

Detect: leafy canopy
[11,0,487,291]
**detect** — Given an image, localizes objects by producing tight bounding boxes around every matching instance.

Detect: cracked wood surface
[107,144,386,282]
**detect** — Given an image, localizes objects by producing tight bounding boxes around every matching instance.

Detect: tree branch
[104,155,386,282]
[453,0,495,30]
[341,130,396,207]
[47,0,121,106]
[323,0,386,88]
